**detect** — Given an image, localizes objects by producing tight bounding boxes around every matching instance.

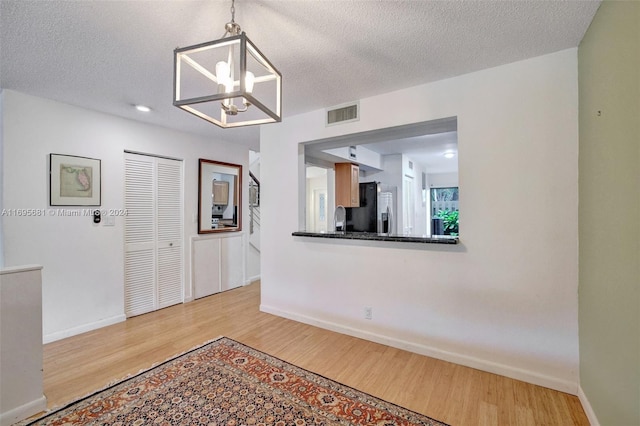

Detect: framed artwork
[50,154,101,206]
[249,184,260,207]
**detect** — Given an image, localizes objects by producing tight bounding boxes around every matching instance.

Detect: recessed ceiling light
[443,151,456,159]
[135,105,151,112]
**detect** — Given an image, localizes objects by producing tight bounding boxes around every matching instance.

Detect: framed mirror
[198,159,242,234]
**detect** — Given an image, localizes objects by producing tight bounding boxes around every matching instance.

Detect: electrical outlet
[364,306,373,320]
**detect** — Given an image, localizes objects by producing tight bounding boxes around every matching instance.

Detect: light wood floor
[43,282,588,425]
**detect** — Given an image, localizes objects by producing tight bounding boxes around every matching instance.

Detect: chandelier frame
[173,29,282,128]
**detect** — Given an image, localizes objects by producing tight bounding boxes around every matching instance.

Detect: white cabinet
[193,238,221,299]
[193,234,244,299]
[221,235,243,291]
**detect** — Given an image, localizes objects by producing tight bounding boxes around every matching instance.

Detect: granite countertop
[291,231,459,244]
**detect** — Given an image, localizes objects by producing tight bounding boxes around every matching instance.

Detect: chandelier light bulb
[216,61,230,89]
[245,71,255,93]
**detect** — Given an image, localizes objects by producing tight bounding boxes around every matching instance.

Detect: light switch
[104,215,116,226]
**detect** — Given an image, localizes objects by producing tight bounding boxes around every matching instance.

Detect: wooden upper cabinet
[212,180,229,205]
[335,163,360,207]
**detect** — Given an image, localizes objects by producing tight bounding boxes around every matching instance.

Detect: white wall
[0,90,4,268]
[324,145,382,170]
[246,150,261,283]
[428,172,459,188]
[1,90,249,342]
[260,49,579,393]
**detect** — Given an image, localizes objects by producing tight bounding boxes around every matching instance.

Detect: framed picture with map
[50,154,101,206]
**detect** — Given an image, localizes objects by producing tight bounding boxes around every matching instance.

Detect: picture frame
[50,154,101,206]
[249,184,260,207]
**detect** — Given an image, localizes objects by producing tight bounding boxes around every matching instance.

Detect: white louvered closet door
[156,158,183,308]
[124,153,183,317]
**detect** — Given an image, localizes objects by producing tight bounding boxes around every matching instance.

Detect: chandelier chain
[222,0,241,37]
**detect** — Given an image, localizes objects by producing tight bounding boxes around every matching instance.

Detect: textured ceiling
[0,0,600,151]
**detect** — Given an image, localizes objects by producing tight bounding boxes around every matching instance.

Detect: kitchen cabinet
[212,180,229,205]
[335,162,360,207]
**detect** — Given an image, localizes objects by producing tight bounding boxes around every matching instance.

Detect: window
[431,187,459,236]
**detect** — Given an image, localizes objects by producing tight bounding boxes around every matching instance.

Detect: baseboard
[578,385,600,426]
[0,395,46,426]
[43,314,126,344]
[245,274,261,285]
[260,304,578,395]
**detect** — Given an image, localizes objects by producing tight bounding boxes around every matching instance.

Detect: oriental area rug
[21,337,448,426]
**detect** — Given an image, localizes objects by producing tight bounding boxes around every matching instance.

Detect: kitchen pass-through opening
[302,117,459,237]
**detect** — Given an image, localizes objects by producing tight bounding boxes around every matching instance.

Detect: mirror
[198,159,242,233]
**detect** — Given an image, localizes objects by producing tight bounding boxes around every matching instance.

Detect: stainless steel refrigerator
[346,182,397,234]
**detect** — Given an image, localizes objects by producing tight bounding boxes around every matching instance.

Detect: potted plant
[436,209,459,236]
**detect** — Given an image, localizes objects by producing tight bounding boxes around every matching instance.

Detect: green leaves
[436,209,459,236]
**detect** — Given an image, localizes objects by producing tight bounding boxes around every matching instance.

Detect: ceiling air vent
[326,102,359,126]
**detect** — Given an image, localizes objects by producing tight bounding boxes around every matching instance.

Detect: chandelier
[173,0,282,128]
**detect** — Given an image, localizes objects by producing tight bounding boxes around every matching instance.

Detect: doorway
[306,166,329,233]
